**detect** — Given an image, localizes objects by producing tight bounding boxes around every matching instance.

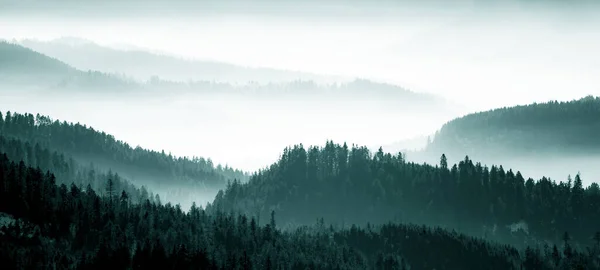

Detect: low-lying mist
[2,2,599,110]
[2,0,600,211]
[0,88,453,173]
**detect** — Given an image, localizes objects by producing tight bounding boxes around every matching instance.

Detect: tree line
[426,95,600,157]
[0,132,146,203]
[2,151,597,269]
[209,141,600,249]
[0,111,247,190]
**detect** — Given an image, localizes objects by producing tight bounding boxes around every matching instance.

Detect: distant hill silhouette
[409,96,600,183]
[0,41,137,91]
[19,37,340,84]
[426,96,600,157]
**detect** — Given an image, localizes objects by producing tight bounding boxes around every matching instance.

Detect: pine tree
[106,178,114,208]
[440,154,448,170]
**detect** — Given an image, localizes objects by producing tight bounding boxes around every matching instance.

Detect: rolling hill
[19,37,339,84]
[2,150,596,269]
[0,41,74,76]
[414,96,600,182]
[0,110,248,209]
[426,96,600,156]
[207,141,600,248]
[0,41,137,91]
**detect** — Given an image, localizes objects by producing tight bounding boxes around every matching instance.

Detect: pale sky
[2,7,598,110]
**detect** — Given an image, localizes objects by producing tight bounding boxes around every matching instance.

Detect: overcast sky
[2,1,599,110]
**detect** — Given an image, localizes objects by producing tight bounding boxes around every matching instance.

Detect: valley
[2,2,600,268]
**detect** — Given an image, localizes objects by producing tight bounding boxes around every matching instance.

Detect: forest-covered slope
[0,41,75,76]
[1,152,597,269]
[19,38,333,84]
[208,141,600,248]
[7,41,457,115]
[406,95,600,184]
[0,111,246,186]
[0,41,137,91]
[425,96,600,157]
[0,132,147,202]
[0,111,247,208]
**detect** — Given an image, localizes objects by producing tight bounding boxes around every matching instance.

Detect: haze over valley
[1,40,461,172]
[2,1,600,269]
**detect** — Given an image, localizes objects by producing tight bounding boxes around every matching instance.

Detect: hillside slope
[0,132,146,202]
[0,41,137,91]
[0,111,248,208]
[19,38,337,84]
[0,41,74,76]
[208,141,600,248]
[426,96,600,156]
[2,152,595,269]
[415,96,600,182]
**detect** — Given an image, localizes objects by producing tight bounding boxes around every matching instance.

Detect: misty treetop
[6,41,454,114]
[0,41,74,76]
[0,41,136,90]
[208,141,600,248]
[0,110,248,189]
[426,95,600,157]
[2,152,596,270]
[19,37,330,84]
[0,132,149,203]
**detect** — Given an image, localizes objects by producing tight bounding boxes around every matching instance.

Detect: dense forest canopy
[426,96,600,157]
[402,95,600,183]
[3,5,600,268]
[209,141,600,249]
[0,110,247,209]
[0,132,147,202]
[2,151,598,269]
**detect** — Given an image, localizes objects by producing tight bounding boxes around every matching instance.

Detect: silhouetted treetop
[4,152,593,269]
[209,141,600,248]
[0,110,248,189]
[426,96,600,156]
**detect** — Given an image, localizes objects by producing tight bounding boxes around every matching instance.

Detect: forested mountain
[142,78,453,113]
[192,79,450,111]
[208,141,600,248]
[0,111,247,208]
[0,41,74,77]
[426,96,600,157]
[4,41,457,117]
[0,132,146,203]
[0,41,137,91]
[2,152,598,269]
[19,38,337,84]
[410,96,600,182]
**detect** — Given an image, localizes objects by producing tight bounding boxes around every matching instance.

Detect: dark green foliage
[209,141,600,248]
[0,133,145,202]
[339,224,520,270]
[5,152,596,269]
[0,110,247,190]
[427,95,600,156]
[0,153,367,269]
